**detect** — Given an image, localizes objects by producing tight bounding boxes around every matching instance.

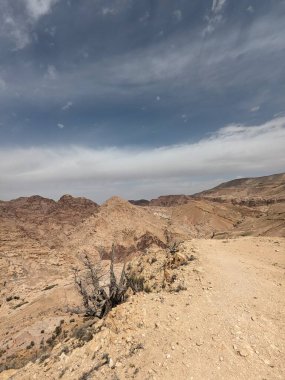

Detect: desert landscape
[0,173,284,380]
[1,1,285,379]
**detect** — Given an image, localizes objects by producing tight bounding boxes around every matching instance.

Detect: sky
[0,0,285,202]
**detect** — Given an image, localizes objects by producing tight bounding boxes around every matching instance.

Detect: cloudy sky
[0,0,285,202]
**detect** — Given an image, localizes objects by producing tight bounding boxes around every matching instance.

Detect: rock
[193,267,204,274]
[237,349,249,357]
[108,358,115,369]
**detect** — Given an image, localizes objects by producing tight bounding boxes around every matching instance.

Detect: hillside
[3,238,285,380]
[0,174,285,378]
[194,173,285,204]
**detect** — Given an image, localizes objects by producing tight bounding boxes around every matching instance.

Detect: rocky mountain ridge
[130,173,285,207]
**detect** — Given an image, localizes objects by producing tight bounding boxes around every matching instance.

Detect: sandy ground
[121,237,285,380]
[3,237,284,380]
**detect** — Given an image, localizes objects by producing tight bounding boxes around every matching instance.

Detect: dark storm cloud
[0,0,285,199]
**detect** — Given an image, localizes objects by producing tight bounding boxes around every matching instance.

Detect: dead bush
[73,244,129,318]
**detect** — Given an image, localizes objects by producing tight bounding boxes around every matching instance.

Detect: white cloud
[0,116,284,201]
[45,65,57,80]
[57,123,64,129]
[1,13,31,50]
[62,101,73,111]
[101,7,116,16]
[173,10,182,23]
[250,105,260,112]
[139,12,150,23]
[0,77,6,91]
[24,0,58,20]
[0,0,58,50]
[204,0,227,35]
[212,0,227,14]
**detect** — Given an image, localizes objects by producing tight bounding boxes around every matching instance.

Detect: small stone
[108,358,115,369]
[237,349,249,357]
[219,356,224,362]
[166,354,171,359]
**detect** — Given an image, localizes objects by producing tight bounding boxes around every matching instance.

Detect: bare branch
[73,244,130,318]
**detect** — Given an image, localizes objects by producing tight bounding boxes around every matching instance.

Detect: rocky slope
[194,172,285,204]
[0,174,285,377]
[130,173,285,207]
[130,195,192,207]
[3,237,284,380]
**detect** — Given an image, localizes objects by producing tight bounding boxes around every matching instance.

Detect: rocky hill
[0,174,285,378]
[130,195,192,207]
[130,173,285,208]
[194,172,285,204]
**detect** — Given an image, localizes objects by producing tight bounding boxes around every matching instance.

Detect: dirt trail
[4,238,285,380]
[177,238,285,380]
[118,237,285,380]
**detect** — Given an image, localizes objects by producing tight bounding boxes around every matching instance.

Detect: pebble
[108,358,115,369]
[237,349,249,357]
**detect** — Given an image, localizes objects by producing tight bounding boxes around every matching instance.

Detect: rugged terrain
[2,238,284,380]
[194,172,285,204]
[0,173,284,379]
